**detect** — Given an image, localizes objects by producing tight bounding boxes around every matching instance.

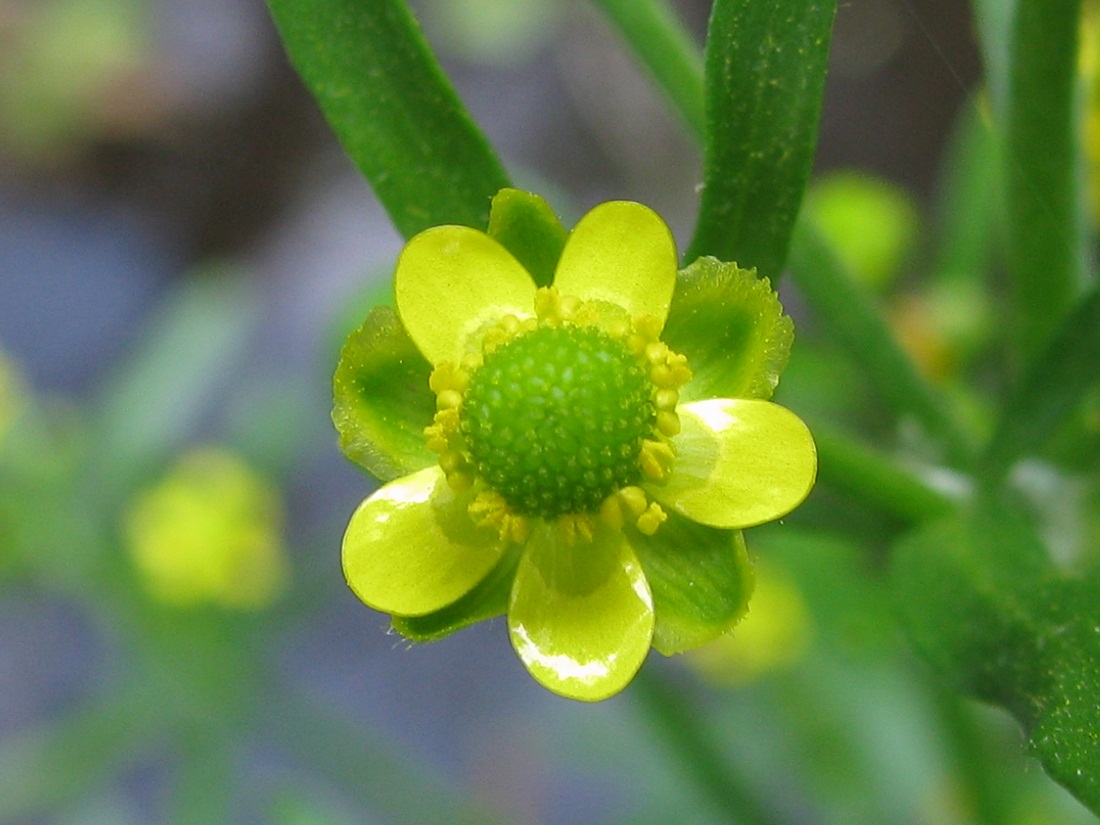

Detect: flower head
[125,448,288,610]
[335,191,816,701]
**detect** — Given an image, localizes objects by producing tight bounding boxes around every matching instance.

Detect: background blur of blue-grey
[3,1,1090,824]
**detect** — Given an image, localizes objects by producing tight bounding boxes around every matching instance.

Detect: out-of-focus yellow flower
[687,562,811,685]
[125,448,287,609]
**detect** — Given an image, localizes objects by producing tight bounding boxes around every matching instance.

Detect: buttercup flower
[335,190,816,701]
[125,448,288,609]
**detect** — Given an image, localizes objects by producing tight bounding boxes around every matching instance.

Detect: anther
[656,410,681,436]
[436,389,463,410]
[636,502,667,535]
[639,440,676,481]
[655,388,679,410]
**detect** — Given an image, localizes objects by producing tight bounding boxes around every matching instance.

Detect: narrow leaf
[787,221,974,466]
[590,0,706,139]
[266,0,510,237]
[1004,0,1089,363]
[687,0,836,278]
[982,285,1100,479]
[892,493,1100,814]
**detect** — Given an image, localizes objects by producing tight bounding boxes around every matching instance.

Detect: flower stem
[813,422,958,525]
[261,687,505,825]
[980,284,1100,482]
[589,0,706,140]
[787,222,975,468]
[632,666,788,825]
[1003,0,1087,365]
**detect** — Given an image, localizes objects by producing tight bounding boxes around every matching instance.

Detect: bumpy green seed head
[461,325,655,519]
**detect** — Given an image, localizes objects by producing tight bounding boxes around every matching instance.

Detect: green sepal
[332,306,435,483]
[892,492,1100,814]
[486,188,568,288]
[629,511,754,656]
[663,256,794,404]
[391,543,522,642]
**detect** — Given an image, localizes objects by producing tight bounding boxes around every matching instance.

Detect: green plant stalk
[632,667,786,825]
[932,687,1015,825]
[1004,0,1087,364]
[262,689,505,825]
[589,0,706,140]
[266,0,510,237]
[931,98,999,286]
[169,728,235,825]
[0,685,164,821]
[981,285,1100,481]
[813,423,958,525]
[788,222,974,467]
[686,0,836,279]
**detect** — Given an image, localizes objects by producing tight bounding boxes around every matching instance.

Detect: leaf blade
[266,0,510,237]
[686,0,836,278]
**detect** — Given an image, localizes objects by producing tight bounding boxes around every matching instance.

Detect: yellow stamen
[639,439,676,481]
[656,410,681,437]
[557,512,596,543]
[468,490,528,542]
[636,502,668,535]
[655,388,678,410]
[598,485,652,530]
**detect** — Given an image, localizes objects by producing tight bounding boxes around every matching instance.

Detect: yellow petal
[509,524,654,702]
[395,226,537,364]
[342,466,508,616]
[552,202,677,324]
[650,398,817,529]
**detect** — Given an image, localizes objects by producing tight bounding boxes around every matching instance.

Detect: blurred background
[1,0,1095,823]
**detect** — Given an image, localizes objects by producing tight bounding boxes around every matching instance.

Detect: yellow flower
[337,197,817,701]
[125,448,287,610]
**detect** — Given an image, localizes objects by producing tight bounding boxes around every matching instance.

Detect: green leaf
[589,0,705,139]
[486,188,568,288]
[930,98,999,288]
[629,513,753,656]
[892,493,1100,814]
[263,690,506,825]
[686,0,836,278]
[95,270,259,492]
[332,306,435,483]
[1003,0,1089,364]
[787,222,974,466]
[662,257,792,404]
[266,0,510,238]
[0,686,162,821]
[982,286,1100,480]
[391,543,521,642]
[812,423,957,527]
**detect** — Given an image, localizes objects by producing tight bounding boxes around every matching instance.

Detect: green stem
[813,423,958,525]
[981,285,1100,481]
[686,0,835,279]
[589,0,706,139]
[0,684,163,821]
[169,727,236,825]
[932,687,1015,825]
[632,666,787,825]
[930,98,999,287]
[1004,0,1087,364]
[787,222,975,468]
[267,0,511,237]
[261,688,504,825]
